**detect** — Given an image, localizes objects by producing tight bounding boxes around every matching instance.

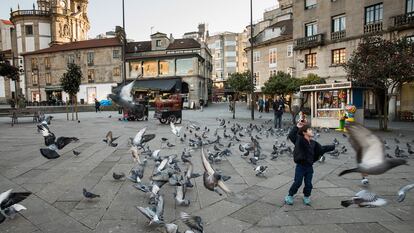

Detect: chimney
[169,33,174,43]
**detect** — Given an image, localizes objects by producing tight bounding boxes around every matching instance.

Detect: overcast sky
[1,0,277,41]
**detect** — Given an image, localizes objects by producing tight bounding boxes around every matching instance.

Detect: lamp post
[122,0,127,85]
[250,0,255,120]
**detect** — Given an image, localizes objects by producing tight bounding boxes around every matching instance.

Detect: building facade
[125,32,212,107]
[292,0,414,120]
[0,20,15,104]
[22,37,122,104]
[246,0,294,98]
[8,0,90,98]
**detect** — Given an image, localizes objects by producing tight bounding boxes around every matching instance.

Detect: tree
[344,36,414,130]
[1,55,23,108]
[227,71,254,119]
[262,71,325,124]
[61,63,82,121]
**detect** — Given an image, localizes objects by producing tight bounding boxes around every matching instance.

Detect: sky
[1,0,278,41]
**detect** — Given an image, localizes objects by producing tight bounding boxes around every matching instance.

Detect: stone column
[388,94,397,121]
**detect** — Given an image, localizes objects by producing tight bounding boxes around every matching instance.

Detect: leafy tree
[227,71,254,119]
[1,55,23,108]
[61,63,82,120]
[262,71,325,124]
[344,36,414,130]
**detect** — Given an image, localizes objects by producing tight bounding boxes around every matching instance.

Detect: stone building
[22,37,122,104]
[9,0,90,97]
[292,0,414,120]
[0,19,15,104]
[125,32,212,107]
[245,0,294,98]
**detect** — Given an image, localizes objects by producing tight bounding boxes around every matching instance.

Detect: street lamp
[250,0,255,120]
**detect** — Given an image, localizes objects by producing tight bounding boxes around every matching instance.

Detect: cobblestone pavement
[0,103,413,233]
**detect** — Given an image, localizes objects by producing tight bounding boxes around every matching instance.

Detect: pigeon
[73,150,81,156]
[239,144,245,152]
[112,172,125,180]
[254,165,267,176]
[341,190,387,207]
[103,131,119,147]
[128,162,146,183]
[394,138,400,144]
[174,182,190,206]
[131,128,147,147]
[318,155,326,163]
[342,133,347,138]
[201,147,233,196]
[0,189,31,224]
[183,157,201,187]
[37,124,79,159]
[166,142,175,148]
[136,195,165,226]
[338,123,407,176]
[82,188,100,199]
[249,156,259,165]
[397,183,414,202]
[180,212,203,233]
[171,122,182,137]
[333,138,339,145]
[130,146,144,164]
[108,79,140,111]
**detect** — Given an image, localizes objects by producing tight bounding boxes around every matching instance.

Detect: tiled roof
[22,38,121,56]
[167,39,201,50]
[1,19,13,25]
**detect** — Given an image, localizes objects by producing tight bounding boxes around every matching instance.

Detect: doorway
[87,87,96,104]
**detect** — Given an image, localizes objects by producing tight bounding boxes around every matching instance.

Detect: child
[285,121,335,205]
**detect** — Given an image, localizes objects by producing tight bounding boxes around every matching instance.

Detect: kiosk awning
[133,78,182,92]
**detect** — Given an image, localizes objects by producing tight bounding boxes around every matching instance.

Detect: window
[143,60,158,77]
[365,3,383,25]
[408,0,414,13]
[332,48,346,65]
[305,22,318,37]
[332,15,346,32]
[269,48,277,67]
[25,25,33,36]
[44,57,50,69]
[159,59,175,76]
[113,50,120,59]
[287,45,293,57]
[113,67,120,76]
[67,54,75,64]
[316,90,347,118]
[156,40,162,47]
[46,73,51,84]
[305,53,317,68]
[31,58,38,70]
[269,69,277,77]
[226,62,237,68]
[130,62,142,78]
[225,51,236,57]
[32,72,38,85]
[176,58,194,75]
[253,51,261,63]
[253,72,260,86]
[87,52,94,65]
[87,69,95,83]
[305,0,317,9]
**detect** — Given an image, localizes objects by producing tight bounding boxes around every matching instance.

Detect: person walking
[258,98,264,112]
[273,96,284,128]
[199,98,204,112]
[94,98,101,113]
[284,120,335,205]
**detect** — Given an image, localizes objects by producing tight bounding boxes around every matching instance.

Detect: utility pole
[122,0,127,84]
[250,0,255,120]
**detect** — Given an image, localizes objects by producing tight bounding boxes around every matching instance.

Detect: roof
[269,19,293,36]
[126,41,152,53]
[1,20,13,25]
[167,39,201,50]
[22,38,121,56]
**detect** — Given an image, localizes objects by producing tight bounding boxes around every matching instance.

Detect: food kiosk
[300,82,364,128]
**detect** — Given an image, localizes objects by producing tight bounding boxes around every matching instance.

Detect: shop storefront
[300,82,364,128]
[45,86,63,105]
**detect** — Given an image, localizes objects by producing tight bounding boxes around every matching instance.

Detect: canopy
[133,78,182,92]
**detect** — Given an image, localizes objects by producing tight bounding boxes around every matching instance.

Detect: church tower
[50,0,90,45]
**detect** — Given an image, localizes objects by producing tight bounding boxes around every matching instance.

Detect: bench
[10,109,42,126]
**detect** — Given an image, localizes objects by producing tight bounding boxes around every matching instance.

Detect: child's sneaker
[303,196,311,205]
[361,178,369,186]
[284,195,294,205]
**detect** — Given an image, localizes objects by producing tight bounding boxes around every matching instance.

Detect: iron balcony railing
[331,30,346,40]
[392,12,414,28]
[294,34,324,50]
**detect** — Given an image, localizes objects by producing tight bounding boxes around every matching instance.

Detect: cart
[124,101,148,121]
[154,94,182,124]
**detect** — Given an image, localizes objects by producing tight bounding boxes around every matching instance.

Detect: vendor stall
[300,82,364,128]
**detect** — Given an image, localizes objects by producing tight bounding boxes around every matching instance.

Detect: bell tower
[50,0,90,45]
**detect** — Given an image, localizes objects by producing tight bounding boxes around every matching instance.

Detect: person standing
[273,96,284,128]
[94,98,101,113]
[258,98,264,112]
[199,98,204,112]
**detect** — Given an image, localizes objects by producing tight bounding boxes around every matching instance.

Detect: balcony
[392,12,414,29]
[294,34,324,50]
[364,22,383,34]
[331,30,346,41]
[10,10,50,18]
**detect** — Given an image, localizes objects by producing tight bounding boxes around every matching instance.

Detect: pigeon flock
[1,106,414,231]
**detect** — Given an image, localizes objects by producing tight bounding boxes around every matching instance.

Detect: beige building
[22,37,122,104]
[125,32,212,107]
[0,20,15,104]
[293,0,414,120]
[246,0,294,96]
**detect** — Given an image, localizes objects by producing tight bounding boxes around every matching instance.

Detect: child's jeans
[288,164,314,197]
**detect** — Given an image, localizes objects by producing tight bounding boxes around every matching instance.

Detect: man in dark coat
[272,96,284,128]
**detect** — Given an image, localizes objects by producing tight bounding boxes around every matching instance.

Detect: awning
[133,78,182,92]
[45,86,62,91]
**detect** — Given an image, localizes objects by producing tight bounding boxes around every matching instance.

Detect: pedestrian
[258,98,264,112]
[199,98,204,112]
[265,99,269,113]
[284,119,335,205]
[273,96,284,128]
[94,98,101,113]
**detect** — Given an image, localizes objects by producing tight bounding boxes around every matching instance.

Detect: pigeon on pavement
[180,212,203,233]
[397,183,414,202]
[83,188,100,199]
[103,131,119,147]
[112,172,125,180]
[341,190,387,207]
[0,189,31,224]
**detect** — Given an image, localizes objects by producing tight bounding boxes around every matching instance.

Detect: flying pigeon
[180,212,203,233]
[397,183,414,202]
[201,147,233,196]
[338,123,407,176]
[103,131,119,147]
[37,124,79,159]
[108,79,140,111]
[174,182,190,206]
[254,165,267,176]
[170,122,182,137]
[0,189,31,224]
[341,190,387,207]
[82,188,100,199]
